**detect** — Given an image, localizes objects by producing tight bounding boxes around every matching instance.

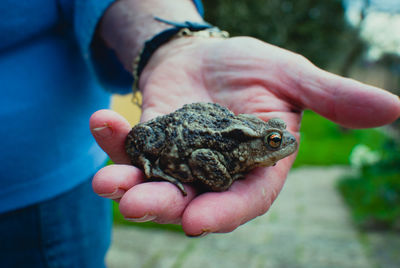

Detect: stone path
[106,167,399,268]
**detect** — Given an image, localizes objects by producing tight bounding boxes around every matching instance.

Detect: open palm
[90,36,400,236]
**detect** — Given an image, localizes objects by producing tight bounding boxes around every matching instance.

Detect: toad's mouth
[280,133,298,156]
[256,133,298,166]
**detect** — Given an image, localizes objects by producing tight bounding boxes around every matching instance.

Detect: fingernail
[98,188,125,199]
[199,232,210,237]
[124,214,157,223]
[187,231,210,238]
[92,124,113,138]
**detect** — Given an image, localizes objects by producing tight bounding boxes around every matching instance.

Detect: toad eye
[266,132,282,148]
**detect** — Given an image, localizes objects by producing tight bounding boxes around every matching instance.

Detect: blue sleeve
[72,0,206,95]
[72,0,132,94]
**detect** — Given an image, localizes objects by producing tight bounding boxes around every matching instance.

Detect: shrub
[338,135,400,230]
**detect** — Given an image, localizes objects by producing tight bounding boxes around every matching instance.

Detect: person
[0,0,398,267]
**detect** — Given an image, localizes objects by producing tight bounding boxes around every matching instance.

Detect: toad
[125,102,297,195]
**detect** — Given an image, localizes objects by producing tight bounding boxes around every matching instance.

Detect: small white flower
[349,144,381,170]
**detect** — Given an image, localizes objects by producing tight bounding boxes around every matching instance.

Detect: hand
[90,36,400,236]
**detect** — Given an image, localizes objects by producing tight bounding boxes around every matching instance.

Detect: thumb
[240,38,400,128]
[292,64,400,128]
[204,37,400,128]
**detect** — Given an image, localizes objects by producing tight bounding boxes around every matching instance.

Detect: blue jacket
[0,0,204,213]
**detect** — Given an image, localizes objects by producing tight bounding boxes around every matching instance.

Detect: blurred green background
[112,0,400,232]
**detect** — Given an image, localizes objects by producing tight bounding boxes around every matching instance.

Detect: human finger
[291,65,400,128]
[90,109,132,164]
[92,164,143,201]
[251,40,400,128]
[118,181,197,224]
[205,38,400,128]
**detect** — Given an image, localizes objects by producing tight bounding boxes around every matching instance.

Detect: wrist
[132,20,228,90]
[98,0,204,72]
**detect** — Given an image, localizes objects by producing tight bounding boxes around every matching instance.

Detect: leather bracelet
[131,17,229,97]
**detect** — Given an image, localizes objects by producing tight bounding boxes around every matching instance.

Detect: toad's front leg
[188,149,233,192]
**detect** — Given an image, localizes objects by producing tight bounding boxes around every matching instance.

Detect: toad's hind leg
[138,155,187,196]
[188,149,233,192]
[151,167,187,196]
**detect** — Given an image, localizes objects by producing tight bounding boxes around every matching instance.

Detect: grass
[293,110,384,167]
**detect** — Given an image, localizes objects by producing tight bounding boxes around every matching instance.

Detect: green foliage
[293,110,383,166]
[338,136,400,229]
[203,0,358,68]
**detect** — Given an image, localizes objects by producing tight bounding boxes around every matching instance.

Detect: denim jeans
[0,178,112,268]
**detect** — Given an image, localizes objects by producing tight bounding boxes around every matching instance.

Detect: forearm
[98,0,204,72]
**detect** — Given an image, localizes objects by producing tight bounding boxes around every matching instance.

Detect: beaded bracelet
[131,17,229,99]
